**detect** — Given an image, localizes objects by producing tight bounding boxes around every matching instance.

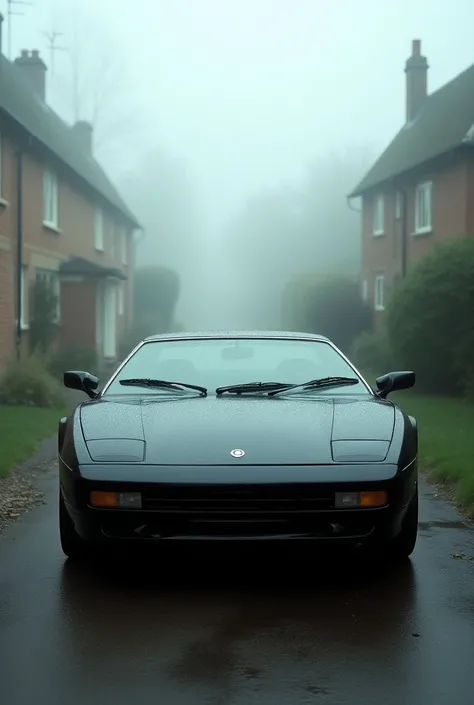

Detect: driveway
[1,463,474,705]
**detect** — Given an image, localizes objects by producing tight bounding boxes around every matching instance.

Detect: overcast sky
[2,0,473,231]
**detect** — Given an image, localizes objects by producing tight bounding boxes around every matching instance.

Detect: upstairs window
[415,181,432,233]
[373,195,384,235]
[94,208,104,251]
[43,169,58,227]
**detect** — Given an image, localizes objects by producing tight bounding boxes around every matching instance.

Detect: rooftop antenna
[6,0,34,59]
[43,30,67,74]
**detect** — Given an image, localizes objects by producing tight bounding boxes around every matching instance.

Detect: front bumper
[60,460,417,551]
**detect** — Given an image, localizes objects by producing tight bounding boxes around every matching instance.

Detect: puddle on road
[418,520,468,531]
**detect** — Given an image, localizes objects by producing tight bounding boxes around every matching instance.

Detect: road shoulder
[0,435,56,535]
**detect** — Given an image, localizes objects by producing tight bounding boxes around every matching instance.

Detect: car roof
[143,330,331,343]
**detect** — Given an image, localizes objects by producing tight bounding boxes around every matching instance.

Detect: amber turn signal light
[90,491,119,507]
[359,491,388,507]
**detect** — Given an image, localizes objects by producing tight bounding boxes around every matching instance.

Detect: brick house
[0,17,140,371]
[349,39,474,322]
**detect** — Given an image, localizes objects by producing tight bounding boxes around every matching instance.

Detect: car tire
[387,486,418,561]
[59,490,89,560]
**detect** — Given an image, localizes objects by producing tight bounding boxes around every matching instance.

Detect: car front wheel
[59,490,89,560]
[387,486,418,561]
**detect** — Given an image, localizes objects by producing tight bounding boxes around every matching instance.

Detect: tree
[387,238,474,395]
[121,149,199,266]
[223,146,375,330]
[281,273,373,353]
[133,266,181,333]
[118,266,181,360]
[45,7,144,163]
[119,149,202,327]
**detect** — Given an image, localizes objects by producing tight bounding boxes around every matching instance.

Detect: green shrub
[350,329,395,373]
[48,344,98,379]
[387,238,474,395]
[450,327,474,401]
[0,355,66,408]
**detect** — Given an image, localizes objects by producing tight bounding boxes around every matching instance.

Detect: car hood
[79,395,396,465]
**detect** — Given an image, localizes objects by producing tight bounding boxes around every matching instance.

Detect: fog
[6,0,474,330]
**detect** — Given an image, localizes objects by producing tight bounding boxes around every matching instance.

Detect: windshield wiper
[215,381,292,396]
[268,376,360,397]
[119,378,207,396]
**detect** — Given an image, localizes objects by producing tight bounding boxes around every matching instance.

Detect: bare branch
[46,5,139,155]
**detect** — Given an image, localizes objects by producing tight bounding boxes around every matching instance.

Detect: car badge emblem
[230,448,245,458]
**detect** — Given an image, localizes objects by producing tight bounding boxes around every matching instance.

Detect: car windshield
[103,338,371,397]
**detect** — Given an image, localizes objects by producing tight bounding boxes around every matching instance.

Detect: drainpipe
[400,190,408,278]
[15,149,23,361]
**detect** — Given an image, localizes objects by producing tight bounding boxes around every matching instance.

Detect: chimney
[405,39,428,122]
[72,121,94,155]
[14,49,47,100]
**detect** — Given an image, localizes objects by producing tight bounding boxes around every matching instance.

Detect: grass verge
[364,371,474,516]
[0,406,66,478]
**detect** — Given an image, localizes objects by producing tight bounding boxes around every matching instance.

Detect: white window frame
[117,282,125,316]
[361,279,368,302]
[36,269,61,323]
[373,194,384,235]
[414,181,432,234]
[94,207,104,251]
[395,191,402,219]
[43,169,59,228]
[121,228,128,265]
[374,275,385,311]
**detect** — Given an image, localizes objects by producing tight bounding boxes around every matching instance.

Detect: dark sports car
[58,331,418,561]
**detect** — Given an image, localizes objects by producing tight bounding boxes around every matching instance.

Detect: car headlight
[335,491,387,508]
[89,491,142,508]
[331,440,390,462]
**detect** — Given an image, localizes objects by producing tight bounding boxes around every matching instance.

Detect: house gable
[350,44,474,198]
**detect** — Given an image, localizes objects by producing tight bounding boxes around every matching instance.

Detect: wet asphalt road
[1,466,474,705]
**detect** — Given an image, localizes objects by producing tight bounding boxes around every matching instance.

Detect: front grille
[141,485,335,514]
[95,485,379,540]
[100,485,379,540]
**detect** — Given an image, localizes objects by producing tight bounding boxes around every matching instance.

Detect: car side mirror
[64,370,99,399]
[375,371,415,399]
